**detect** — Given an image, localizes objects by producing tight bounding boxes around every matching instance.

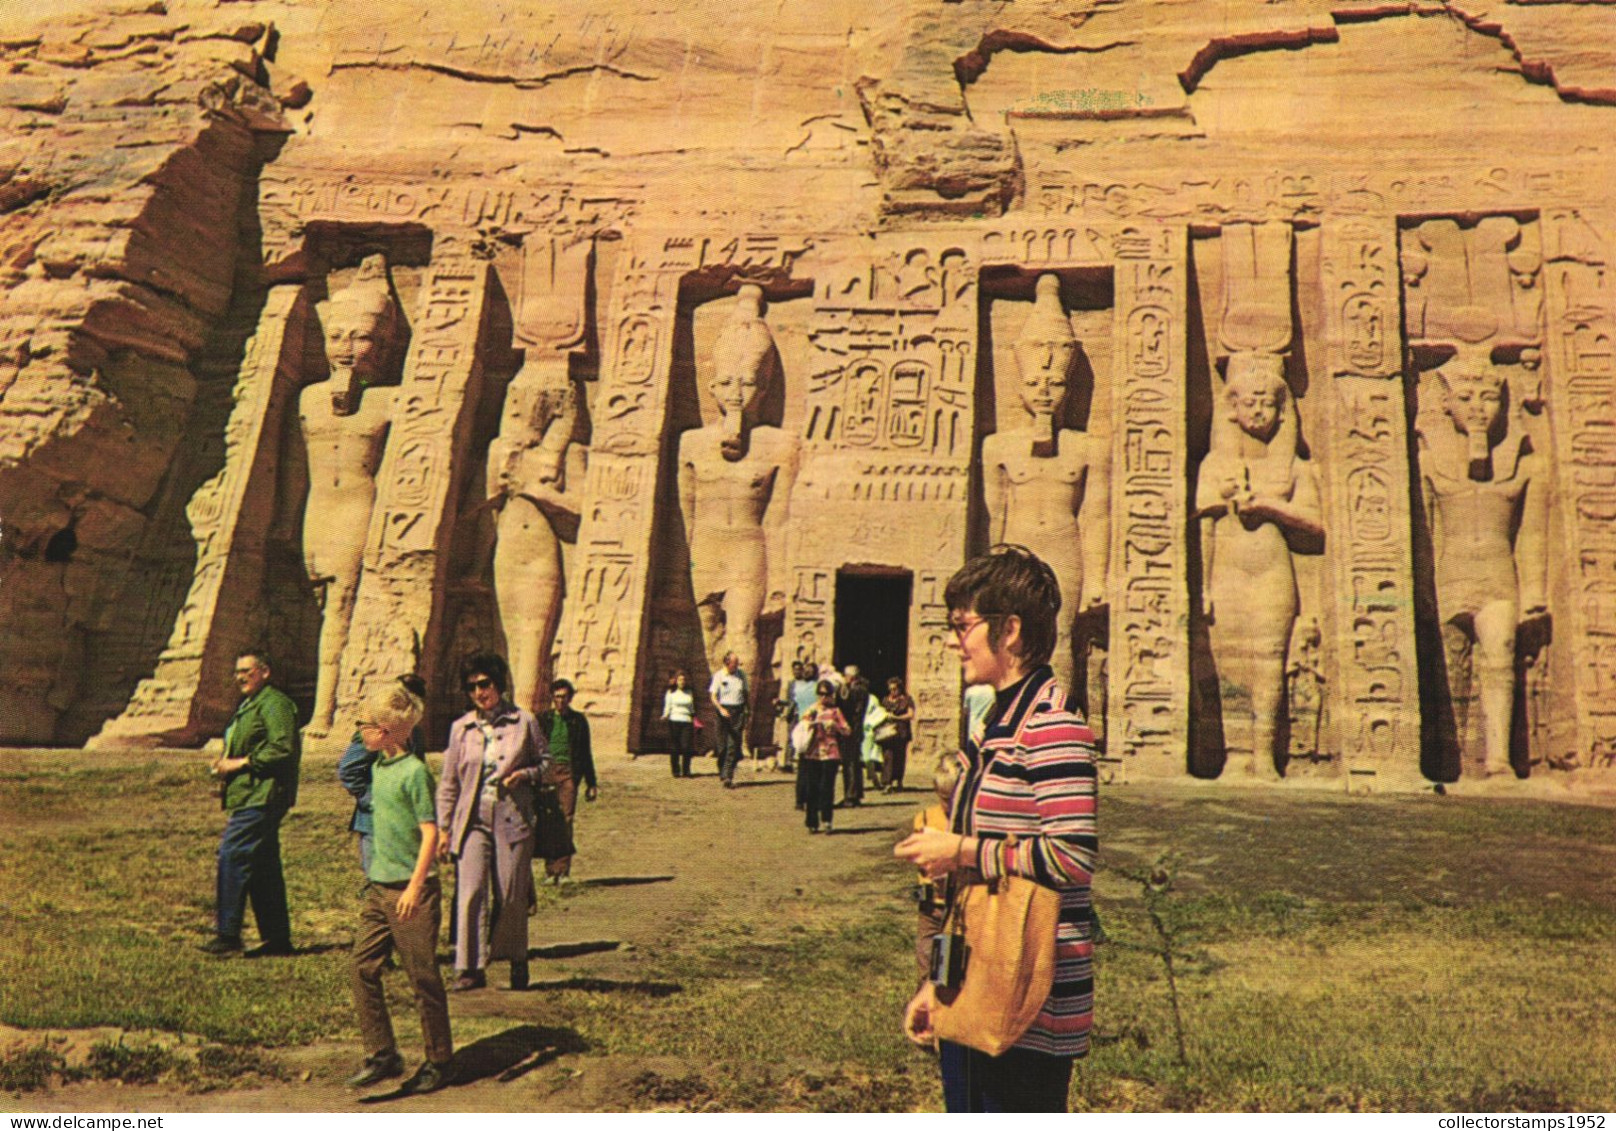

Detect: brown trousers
[351,878,453,1065]
[544,764,578,878]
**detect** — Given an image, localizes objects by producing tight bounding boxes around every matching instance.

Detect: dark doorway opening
[834,571,912,692]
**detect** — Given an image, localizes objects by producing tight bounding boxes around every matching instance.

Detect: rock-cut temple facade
[5,0,1616,793]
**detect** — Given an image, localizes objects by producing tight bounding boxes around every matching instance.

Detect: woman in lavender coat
[436,651,551,991]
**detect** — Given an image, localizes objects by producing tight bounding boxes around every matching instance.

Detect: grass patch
[2,754,1615,1110]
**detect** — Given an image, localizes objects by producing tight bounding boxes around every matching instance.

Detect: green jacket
[222,685,302,811]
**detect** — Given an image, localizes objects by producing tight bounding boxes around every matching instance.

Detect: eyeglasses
[948,614,999,641]
[357,720,384,731]
[464,676,496,692]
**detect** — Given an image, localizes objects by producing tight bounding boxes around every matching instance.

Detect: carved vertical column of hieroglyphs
[1319,216,1422,787]
[90,287,309,747]
[1541,211,1616,768]
[1108,226,1188,776]
[551,242,681,755]
[336,253,494,722]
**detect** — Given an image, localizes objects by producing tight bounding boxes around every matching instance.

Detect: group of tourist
[203,649,598,1096]
[200,543,1098,1112]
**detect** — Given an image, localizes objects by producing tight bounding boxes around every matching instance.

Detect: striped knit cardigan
[951,665,1099,1057]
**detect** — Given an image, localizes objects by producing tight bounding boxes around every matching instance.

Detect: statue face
[324,302,390,412]
[709,348,767,423]
[1227,376,1283,441]
[1015,335,1075,420]
[1442,372,1504,437]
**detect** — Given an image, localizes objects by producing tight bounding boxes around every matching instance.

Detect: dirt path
[8,751,927,1113]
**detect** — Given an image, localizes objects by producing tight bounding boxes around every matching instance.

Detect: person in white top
[661,670,698,779]
[708,653,750,787]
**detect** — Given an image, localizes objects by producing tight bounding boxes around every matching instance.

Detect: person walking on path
[880,676,916,793]
[789,661,820,809]
[799,680,848,834]
[836,667,870,807]
[338,673,428,874]
[346,681,453,1095]
[896,545,1100,1113]
[437,652,550,992]
[662,671,698,778]
[535,678,597,881]
[203,651,301,958]
[709,652,749,788]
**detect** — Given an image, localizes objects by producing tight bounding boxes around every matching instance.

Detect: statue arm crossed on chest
[1194,352,1323,779]
[299,253,402,733]
[488,355,586,711]
[678,285,799,686]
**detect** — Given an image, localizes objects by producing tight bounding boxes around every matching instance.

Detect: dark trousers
[716,707,747,782]
[668,721,695,777]
[352,878,453,1065]
[939,1040,1074,1112]
[215,803,290,945]
[802,758,839,830]
[883,740,910,790]
[839,742,864,804]
[795,754,808,808]
[545,764,578,879]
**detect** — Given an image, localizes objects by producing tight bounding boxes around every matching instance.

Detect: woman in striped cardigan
[896,545,1099,1113]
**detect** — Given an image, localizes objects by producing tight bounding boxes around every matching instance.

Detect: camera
[928,931,969,990]
[913,881,938,915]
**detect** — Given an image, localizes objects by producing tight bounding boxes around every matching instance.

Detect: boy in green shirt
[347,683,454,1094]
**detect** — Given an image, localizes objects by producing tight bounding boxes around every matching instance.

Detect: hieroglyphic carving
[336,256,493,723]
[1108,228,1187,772]
[805,242,977,458]
[1320,216,1420,785]
[91,287,308,747]
[907,568,959,771]
[1541,211,1616,767]
[551,245,683,748]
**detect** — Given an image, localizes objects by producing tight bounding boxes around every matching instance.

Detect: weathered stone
[1,0,1615,799]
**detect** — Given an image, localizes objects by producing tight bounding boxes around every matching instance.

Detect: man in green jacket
[202,651,302,957]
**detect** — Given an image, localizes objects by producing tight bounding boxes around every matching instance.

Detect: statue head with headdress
[710,284,777,458]
[1014,274,1077,430]
[321,253,400,415]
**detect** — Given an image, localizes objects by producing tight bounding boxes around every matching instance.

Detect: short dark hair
[551,678,575,696]
[459,651,510,695]
[237,650,272,673]
[942,544,1061,670]
[817,680,836,696]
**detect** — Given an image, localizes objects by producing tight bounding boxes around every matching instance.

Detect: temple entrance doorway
[834,569,912,692]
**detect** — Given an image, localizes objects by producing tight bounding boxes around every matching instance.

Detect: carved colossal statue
[1418,360,1549,777]
[1196,352,1324,780]
[677,285,798,689]
[981,274,1110,693]
[487,358,584,711]
[299,254,400,733]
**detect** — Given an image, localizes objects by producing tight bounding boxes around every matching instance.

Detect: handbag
[790,718,813,757]
[929,860,1060,1056]
[929,689,1061,1056]
[872,719,903,745]
[532,785,575,862]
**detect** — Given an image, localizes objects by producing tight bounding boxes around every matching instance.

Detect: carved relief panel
[1109,226,1190,775]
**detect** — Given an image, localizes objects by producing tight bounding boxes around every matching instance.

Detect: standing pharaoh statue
[981,274,1111,693]
[1196,352,1324,779]
[1418,360,1548,777]
[678,285,798,696]
[299,254,401,733]
[487,358,584,711]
